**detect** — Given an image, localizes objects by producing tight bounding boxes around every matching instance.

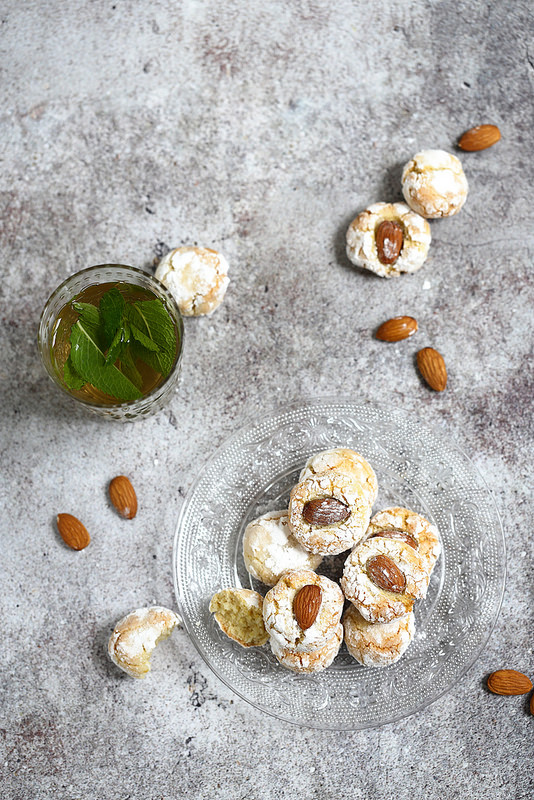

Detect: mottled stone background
[1,0,533,797]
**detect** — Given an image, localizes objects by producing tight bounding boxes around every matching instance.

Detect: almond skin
[293,584,322,630]
[302,497,350,526]
[417,347,447,392]
[376,316,418,342]
[109,476,138,520]
[366,554,406,594]
[57,514,90,551]
[368,529,418,550]
[487,669,533,696]
[376,220,404,265]
[458,124,501,151]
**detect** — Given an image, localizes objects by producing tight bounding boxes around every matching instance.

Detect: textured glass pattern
[173,401,505,729]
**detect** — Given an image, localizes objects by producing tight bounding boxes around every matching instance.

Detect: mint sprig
[64,286,177,403]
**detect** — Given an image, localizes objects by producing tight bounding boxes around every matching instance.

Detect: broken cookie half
[108,606,182,678]
[209,588,269,647]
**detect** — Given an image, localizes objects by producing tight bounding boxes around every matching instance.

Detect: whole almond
[458,124,501,151]
[417,347,447,391]
[530,692,534,716]
[368,529,418,550]
[293,584,322,630]
[487,669,533,696]
[302,497,350,526]
[366,555,406,594]
[57,513,90,551]
[376,220,404,265]
[376,316,418,342]
[109,476,138,520]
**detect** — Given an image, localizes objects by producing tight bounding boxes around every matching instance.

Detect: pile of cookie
[209,448,441,673]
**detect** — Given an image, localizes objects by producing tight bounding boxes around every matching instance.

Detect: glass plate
[173,400,505,729]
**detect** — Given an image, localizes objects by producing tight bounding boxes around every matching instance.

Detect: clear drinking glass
[38,264,184,421]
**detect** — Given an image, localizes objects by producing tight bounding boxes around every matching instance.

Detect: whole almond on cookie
[293,584,322,630]
[487,670,533,696]
[376,220,403,265]
[458,124,501,151]
[302,497,350,526]
[109,476,138,519]
[366,554,406,594]
[417,347,447,391]
[368,529,418,550]
[57,514,90,550]
[376,316,417,342]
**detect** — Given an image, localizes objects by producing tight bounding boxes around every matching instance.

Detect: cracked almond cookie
[365,507,441,577]
[341,536,428,623]
[263,569,344,654]
[343,605,415,667]
[270,623,343,674]
[242,510,322,587]
[288,470,372,556]
[108,606,181,678]
[299,448,378,507]
[401,150,468,218]
[346,201,431,278]
[155,245,229,316]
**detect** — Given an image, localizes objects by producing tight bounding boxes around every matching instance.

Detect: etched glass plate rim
[173,399,505,730]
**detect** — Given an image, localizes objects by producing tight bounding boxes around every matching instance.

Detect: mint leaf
[104,325,126,366]
[129,322,160,352]
[63,355,86,390]
[73,302,101,330]
[70,319,142,402]
[99,287,125,346]
[118,345,143,390]
[125,300,176,376]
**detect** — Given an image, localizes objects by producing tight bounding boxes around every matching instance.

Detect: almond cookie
[209,588,269,647]
[299,448,378,507]
[401,150,468,218]
[365,507,441,577]
[346,201,431,278]
[270,623,343,674]
[108,606,181,678]
[263,569,344,653]
[341,537,428,623]
[155,245,229,316]
[243,510,322,587]
[288,471,372,556]
[343,604,415,667]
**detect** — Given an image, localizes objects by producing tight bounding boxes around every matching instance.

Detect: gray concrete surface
[1,0,533,797]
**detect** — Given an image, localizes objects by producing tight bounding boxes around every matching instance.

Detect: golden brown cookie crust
[299,448,378,507]
[288,471,371,556]
[263,569,344,653]
[365,506,441,577]
[343,605,415,667]
[341,537,428,623]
